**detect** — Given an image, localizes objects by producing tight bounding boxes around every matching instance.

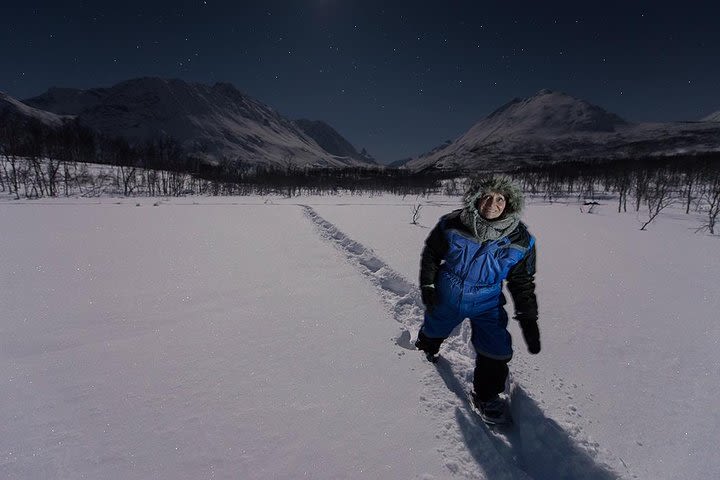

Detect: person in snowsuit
[415,176,540,422]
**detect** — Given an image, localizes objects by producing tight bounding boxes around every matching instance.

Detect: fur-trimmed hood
[462,176,525,216]
[459,176,524,242]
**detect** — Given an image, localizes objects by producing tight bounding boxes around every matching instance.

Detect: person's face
[477,192,506,220]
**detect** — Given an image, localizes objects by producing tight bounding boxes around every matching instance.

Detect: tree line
[1,112,719,232]
[509,154,720,233]
[0,113,450,198]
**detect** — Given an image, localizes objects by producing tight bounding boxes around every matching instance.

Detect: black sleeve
[506,244,538,322]
[419,220,449,287]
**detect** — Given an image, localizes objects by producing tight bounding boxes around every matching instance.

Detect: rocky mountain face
[21,78,374,168]
[294,119,376,164]
[22,87,108,116]
[404,90,720,172]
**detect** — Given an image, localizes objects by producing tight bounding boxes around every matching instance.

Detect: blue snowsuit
[419,210,537,361]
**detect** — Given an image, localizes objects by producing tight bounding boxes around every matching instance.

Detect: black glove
[420,285,437,311]
[519,319,541,354]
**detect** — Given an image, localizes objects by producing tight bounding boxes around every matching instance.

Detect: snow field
[304,204,620,480]
[311,195,720,480]
[2,194,718,479]
[0,201,448,479]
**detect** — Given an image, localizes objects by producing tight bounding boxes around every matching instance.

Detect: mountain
[0,91,71,127]
[701,110,720,122]
[472,89,628,135]
[405,90,720,171]
[22,78,371,169]
[294,119,376,164]
[23,87,108,115]
[387,157,412,168]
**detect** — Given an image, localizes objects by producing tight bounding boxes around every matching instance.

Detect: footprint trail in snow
[301,205,629,480]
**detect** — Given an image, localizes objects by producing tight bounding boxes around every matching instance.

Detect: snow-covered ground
[1,194,718,479]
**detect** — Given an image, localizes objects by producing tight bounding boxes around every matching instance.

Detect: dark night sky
[1,1,719,163]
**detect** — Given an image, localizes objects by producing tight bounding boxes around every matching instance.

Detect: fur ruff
[460,176,524,242]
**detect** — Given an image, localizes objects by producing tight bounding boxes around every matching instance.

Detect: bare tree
[0,142,20,199]
[543,172,563,203]
[695,172,720,235]
[633,169,649,212]
[640,173,674,231]
[612,169,631,213]
[682,169,700,215]
[411,204,422,225]
[119,165,137,196]
[45,158,62,196]
[578,174,597,203]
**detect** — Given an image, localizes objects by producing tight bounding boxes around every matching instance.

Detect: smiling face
[476,191,506,220]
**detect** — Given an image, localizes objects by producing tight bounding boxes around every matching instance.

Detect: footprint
[395,329,416,350]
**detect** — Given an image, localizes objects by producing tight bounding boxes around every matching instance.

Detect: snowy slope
[0,91,72,127]
[23,78,369,169]
[701,110,720,122]
[295,119,376,164]
[405,90,720,171]
[2,194,718,479]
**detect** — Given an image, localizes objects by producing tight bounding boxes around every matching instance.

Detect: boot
[472,393,510,425]
[415,331,444,362]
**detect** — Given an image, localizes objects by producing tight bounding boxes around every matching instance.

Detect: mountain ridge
[294,119,376,164]
[403,89,720,171]
[5,80,719,172]
[1,91,72,127]
[21,77,374,169]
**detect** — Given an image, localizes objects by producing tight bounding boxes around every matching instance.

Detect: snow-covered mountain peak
[404,89,720,172]
[21,77,373,168]
[486,90,628,134]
